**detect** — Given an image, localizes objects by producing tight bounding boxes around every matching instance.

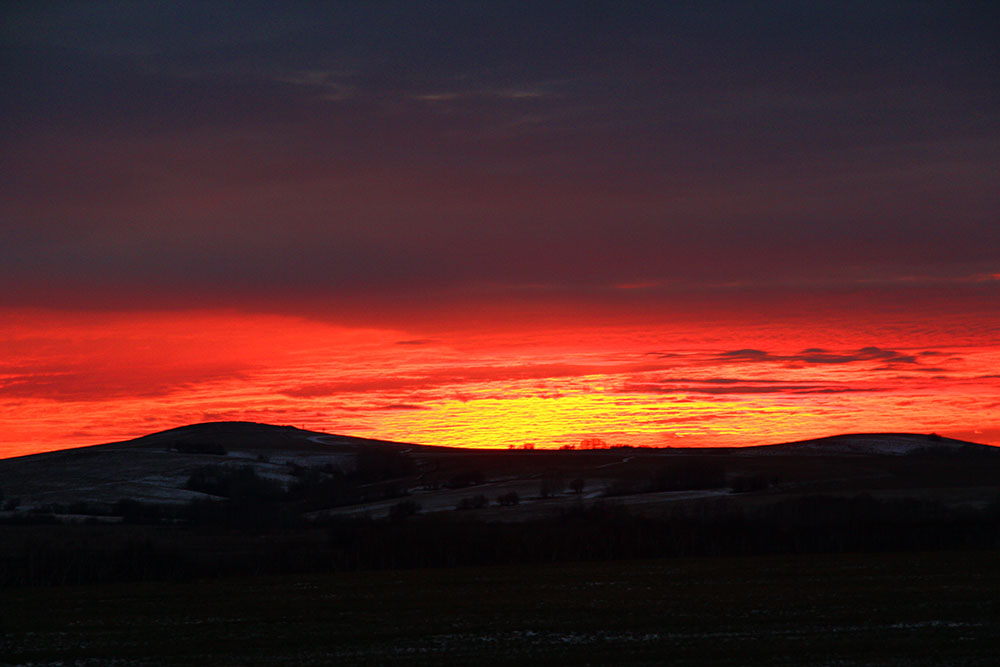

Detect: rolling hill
[0,422,996,521]
[0,422,418,512]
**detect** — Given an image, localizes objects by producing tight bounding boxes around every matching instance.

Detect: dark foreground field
[3,550,997,666]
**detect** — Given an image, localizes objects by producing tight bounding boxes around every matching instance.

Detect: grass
[3,550,998,665]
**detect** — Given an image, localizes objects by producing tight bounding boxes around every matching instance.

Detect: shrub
[730,474,772,493]
[445,470,486,489]
[185,465,284,502]
[497,492,520,506]
[389,500,421,520]
[646,460,726,492]
[539,469,564,498]
[457,494,488,510]
[352,448,415,482]
[114,498,164,524]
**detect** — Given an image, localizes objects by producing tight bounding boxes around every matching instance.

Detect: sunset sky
[2,2,998,457]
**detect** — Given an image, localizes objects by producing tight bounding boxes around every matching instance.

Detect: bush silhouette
[389,500,420,520]
[497,492,520,506]
[457,494,488,510]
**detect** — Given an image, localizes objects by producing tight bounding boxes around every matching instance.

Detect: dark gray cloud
[1,2,997,312]
[621,382,881,395]
[717,347,921,366]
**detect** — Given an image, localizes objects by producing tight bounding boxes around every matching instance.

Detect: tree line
[3,493,998,588]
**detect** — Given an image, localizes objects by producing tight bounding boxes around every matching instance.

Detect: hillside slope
[741,432,995,456]
[0,422,418,510]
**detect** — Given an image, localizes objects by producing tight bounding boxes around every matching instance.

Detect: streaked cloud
[274,68,358,101]
[620,382,883,396]
[717,347,921,367]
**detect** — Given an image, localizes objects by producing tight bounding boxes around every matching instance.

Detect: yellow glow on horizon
[370,392,782,449]
[2,308,999,457]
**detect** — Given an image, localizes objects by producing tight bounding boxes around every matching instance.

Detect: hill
[0,422,420,513]
[0,422,996,521]
[2,423,998,589]
[741,432,996,456]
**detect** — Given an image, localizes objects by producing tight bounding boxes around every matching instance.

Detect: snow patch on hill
[749,434,988,456]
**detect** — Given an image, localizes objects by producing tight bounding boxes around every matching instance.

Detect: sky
[1,2,998,457]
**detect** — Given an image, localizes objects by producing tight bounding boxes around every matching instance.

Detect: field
[3,425,998,664]
[4,550,998,666]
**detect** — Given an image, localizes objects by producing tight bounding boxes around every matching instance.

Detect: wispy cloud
[411,80,557,106]
[278,362,614,398]
[273,68,358,100]
[620,381,882,395]
[717,346,919,366]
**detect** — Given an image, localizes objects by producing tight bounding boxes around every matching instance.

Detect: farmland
[4,550,997,665]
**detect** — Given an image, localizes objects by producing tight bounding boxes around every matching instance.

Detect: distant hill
[0,422,995,519]
[119,420,423,454]
[0,422,421,512]
[740,433,996,456]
